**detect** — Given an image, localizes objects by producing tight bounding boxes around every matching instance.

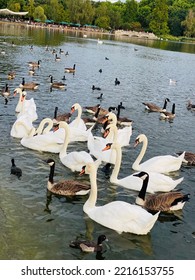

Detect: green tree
[33,5,46,21]
[122,0,138,24]
[149,0,170,35]
[182,8,195,37]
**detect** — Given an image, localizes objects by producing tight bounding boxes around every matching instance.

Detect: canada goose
[55,53,61,61]
[187,100,195,110]
[53,106,72,123]
[62,75,66,81]
[83,104,101,114]
[116,103,133,126]
[176,151,195,166]
[10,158,22,179]
[46,159,90,196]
[28,60,41,68]
[82,105,101,126]
[143,98,170,112]
[79,162,159,235]
[59,48,64,54]
[1,83,10,98]
[160,103,175,120]
[69,234,107,253]
[133,171,190,212]
[19,78,39,90]
[49,75,66,89]
[7,71,16,79]
[115,78,120,86]
[29,67,35,75]
[65,64,76,73]
[92,85,101,91]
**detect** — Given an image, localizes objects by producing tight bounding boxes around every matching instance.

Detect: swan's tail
[144,211,160,234]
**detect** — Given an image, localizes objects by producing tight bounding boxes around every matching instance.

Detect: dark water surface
[0,23,195,260]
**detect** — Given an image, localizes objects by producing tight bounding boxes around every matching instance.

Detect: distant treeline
[0,0,195,37]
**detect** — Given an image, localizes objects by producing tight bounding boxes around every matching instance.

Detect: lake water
[0,23,195,260]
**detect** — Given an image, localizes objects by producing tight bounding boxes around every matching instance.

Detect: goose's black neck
[49,163,55,184]
[138,174,149,200]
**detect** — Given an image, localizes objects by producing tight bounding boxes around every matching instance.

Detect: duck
[10,158,22,179]
[62,75,66,81]
[58,121,99,172]
[97,93,103,100]
[132,134,185,174]
[160,103,175,120]
[99,68,102,73]
[53,106,72,124]
[186,100,195,110]
[69,234,107,253]
[176,151,195,166]
[7,71,16,79]
[19,77,39,90]
[92,85,101,91]
[49,75,66,89]
[65,64,76,73]
[103,142,184,193]
[45,158,90,196]
[79,162,160,235]
[115,78,120,86]
[28,60,41,68]
[133,171,190,212]
[143,98,170,112]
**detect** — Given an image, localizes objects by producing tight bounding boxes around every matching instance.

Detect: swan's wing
[62,151,94,172]
[87,201,159,234]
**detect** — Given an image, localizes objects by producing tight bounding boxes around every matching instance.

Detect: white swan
[21,118,63,153]
[11,115,35,138]
[14,88,37,121]
[80,162,160,235]
[103,142,184,193]
[103,113,132,146]
[132,134,185,174]
[58,121,100,172]
[69,103,87,130]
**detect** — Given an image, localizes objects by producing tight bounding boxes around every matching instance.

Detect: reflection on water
[0,23,195,260]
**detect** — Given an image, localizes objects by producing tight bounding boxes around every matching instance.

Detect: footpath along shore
[0,19,158,40]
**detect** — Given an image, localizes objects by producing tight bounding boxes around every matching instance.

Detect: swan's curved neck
[83,166,97,213]
[110,144,122,182]
[75,105,82,126]
[132,136,148,170]
[36,118,53,135]
[15,120,33,135]
[59,122,70,158]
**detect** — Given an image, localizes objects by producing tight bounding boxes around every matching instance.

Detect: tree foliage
[0,0,194,37]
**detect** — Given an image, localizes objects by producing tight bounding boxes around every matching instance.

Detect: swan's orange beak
[53,123,59,132]
[79,166,86,176]
[134,139,140,148]
[71,106,75,114]
[21,94,25,102]
[101,116,108,124]
[103,129,110,138]
[102,145,110,152]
